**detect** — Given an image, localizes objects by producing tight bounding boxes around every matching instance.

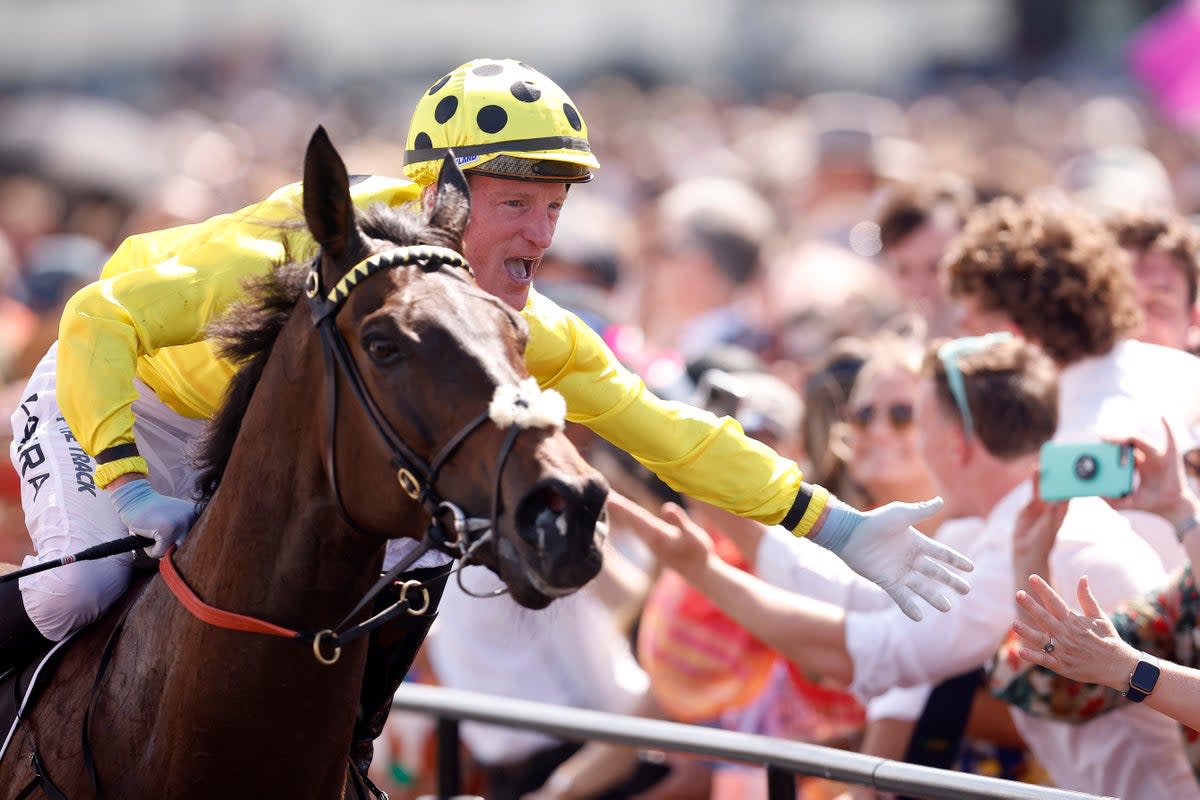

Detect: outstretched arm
[611,493,1000,698]
[608,492,856,684]
[1014,573,1200,731]
[524,295,973,620]
[611,489,974,625]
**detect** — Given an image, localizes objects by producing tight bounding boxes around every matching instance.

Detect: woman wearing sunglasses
[836,335,945,535]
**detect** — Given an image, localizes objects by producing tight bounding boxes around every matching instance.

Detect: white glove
[109,478,199,559]
[811,496,974,621]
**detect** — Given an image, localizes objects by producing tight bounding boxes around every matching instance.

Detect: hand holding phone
[1038,441,1134,501]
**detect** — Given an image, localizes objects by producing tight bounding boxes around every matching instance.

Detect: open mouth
[504,257,537,284]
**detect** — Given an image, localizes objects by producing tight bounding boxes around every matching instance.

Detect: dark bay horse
[0,127,608,798]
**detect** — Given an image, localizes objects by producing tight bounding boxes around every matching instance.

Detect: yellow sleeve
[59,217,287,486]
[521,289,829,535]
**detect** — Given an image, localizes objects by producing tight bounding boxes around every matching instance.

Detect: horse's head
[301,127,607,608]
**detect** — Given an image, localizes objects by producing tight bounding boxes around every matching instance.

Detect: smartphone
[1038,441,1134,501]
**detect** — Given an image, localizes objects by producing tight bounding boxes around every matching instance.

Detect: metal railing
[392,684,1116,800]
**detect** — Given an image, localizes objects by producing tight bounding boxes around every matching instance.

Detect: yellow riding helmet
[404,58,599,187]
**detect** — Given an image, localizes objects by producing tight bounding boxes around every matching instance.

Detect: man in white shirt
[945,195,1200,572]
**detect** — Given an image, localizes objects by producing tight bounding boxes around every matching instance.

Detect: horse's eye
[365,337,399,364]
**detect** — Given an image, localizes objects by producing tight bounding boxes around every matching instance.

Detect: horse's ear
[428,152,471,242]
[303,126,360,264]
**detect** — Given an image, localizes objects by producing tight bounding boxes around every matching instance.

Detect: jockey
[1,58,973,770]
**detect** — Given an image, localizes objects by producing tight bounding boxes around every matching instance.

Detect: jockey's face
[459,174,568,310]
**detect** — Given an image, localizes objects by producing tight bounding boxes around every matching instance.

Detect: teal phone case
[1038,441,1134,501]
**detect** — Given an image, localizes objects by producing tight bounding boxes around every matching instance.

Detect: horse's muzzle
[501,475,608,608]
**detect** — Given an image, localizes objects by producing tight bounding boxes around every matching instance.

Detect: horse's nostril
[541,486,567,514]
[516,481,600,554]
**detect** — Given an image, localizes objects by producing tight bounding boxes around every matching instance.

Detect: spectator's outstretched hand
[818,498,974,621]
[607,492,712,579]
[1013,574,1137,690]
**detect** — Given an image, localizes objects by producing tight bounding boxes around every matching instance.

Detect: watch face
[1130,658,1161,693]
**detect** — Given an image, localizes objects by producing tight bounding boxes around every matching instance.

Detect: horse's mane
[193,205,464,501]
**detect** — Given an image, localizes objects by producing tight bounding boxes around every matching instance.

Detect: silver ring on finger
[1043,636,1055,654]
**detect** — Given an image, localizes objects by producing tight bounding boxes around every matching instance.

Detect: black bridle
[297,244,532,654]
[305,244,507,557]
[152,244,540,669]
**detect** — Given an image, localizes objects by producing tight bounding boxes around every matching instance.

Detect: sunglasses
[847,402,914,431]
[936,331,1013,440]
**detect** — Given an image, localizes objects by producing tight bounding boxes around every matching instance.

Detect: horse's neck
[181,458,384,626]
[178,374,386,629]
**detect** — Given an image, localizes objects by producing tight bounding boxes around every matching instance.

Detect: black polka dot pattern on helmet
[477,105,508,134]
[511,81,541,103]
[403,58,596,184]
[434,95,458,124]
[563,104,582,132]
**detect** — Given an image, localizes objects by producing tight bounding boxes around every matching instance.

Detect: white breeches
[10,343,206,640]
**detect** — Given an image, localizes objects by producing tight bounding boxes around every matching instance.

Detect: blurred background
[5,3,1200,797]
[2,0,1195,233]
[1,0,1193,207]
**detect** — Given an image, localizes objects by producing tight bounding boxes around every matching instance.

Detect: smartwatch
[1123,652,1161,703]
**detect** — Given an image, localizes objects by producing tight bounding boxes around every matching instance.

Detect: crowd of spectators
[5,15,1200,799]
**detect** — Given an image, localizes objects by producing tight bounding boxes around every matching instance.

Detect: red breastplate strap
[159,546,301,639]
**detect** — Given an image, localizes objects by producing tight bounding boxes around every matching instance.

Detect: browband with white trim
[305,245,470,314]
